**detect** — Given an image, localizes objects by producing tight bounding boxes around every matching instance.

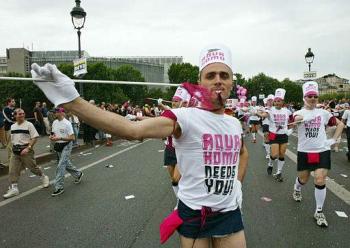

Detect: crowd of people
[1,44,350,248]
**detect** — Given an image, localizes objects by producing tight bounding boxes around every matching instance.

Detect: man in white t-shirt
[32,44,249,248]
[50,107,83,196]
[3,108,49,199]
[341,103,350,161]
[292,81,344,227]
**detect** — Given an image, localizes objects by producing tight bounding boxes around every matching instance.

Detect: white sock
[264,143,270,155]
[277,159,285,174]
[172,186,178,196]
[252,133,256,139]
[294,177,303,191]
[268,157,275,167]
[315,185,326,213]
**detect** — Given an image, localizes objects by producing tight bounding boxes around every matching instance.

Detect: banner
[73,57,87,77]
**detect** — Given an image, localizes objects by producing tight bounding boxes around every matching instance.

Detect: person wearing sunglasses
[292,81,344,227]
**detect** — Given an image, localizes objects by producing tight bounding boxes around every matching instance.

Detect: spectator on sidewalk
[42,102,50,135]
[3,98,16,167]
[0,106,6,148]
[50,107,83,196]
[33,101,45,135]
[3,108,49,199]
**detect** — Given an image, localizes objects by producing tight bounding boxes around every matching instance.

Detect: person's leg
[21,150,43,177]
[43,117,50,135]
[5,130,12,165]
[54,152,66,190]
[263,132,270,158]
[267,144,279,175]
[275,143,287,181]
[346,127,350,160]
[313,168,329,227]
[212,230,247,248]
[179,235,211,248]
[61,143,81,178]
[8,154,22,184]
[293,170,310,201]
[251,124,257,142]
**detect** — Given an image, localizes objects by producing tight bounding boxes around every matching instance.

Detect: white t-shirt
[248,105,260,121]
[171,108,243,211]
[342,110,350,127]
[11,121,39,145]
[294,108,333,152]
[267,107,292,134]
[52,118,74,143]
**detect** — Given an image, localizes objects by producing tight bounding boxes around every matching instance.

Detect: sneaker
[265,154,270,159]
[252,139,257,143]
[41,175,50,188]
[267,166,273,175]
[74,172,84,184]
[314,211,328,227]
[3,185,19,199]
[273,173,283,182]
[293,190,302,202]
[51,188,64,197]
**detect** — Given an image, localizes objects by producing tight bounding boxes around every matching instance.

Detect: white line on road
[0,140,150,208]
[257,131,350,206]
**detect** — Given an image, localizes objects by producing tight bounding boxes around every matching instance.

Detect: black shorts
[262,124,269,133]
[177,200,244,239]
[249,120,260,125]
[269,133,288,144]
[297,150,331,171]
[164,147,177,166]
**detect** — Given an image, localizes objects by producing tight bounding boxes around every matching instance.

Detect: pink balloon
[241,89,247,95]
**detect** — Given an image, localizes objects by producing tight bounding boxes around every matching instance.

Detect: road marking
[258,131,350,206]
[125,195,135,200]
[0,140,150,208]
[335,211,348,218]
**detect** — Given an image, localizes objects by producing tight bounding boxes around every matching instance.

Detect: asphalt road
[0,135,349,248]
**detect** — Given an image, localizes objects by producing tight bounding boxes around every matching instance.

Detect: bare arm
[332,118,344,141]
[63,98,175,140]
[237,143,248,182]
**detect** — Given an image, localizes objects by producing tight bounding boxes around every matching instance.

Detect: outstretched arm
[64,98,175,140]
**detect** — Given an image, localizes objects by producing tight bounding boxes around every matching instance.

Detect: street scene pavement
[0,133,349,248]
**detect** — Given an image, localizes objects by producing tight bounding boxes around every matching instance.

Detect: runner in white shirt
[292,81,344,227]
[261,95,274,159]
[258,89,292,181]
[341,104,350,161]
[248,97,260,143]
[32,44,249,248]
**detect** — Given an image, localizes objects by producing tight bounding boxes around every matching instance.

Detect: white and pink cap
[172,86,191,102]
[274,88,286,101]
[199,44,232,72]
[267,94,274,101]
[303,81,319,97]
[251,96,257,102]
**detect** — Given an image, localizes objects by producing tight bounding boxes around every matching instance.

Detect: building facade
[295,74,350,96]
[1,48,183,84]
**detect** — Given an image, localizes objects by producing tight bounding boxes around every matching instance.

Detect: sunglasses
[306,95,318,99]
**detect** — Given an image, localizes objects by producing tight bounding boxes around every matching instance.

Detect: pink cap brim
[172,96,183,102]
[304,91,318,97]
[274,97,284,101]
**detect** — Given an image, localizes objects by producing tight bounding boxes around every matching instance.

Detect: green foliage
[319,93,348,101]
[168,63,199,84]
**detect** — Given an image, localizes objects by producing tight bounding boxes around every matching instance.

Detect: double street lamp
[305,48,315,72]
[70,0,87,96]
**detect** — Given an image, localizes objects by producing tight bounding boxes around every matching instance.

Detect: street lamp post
[305,48,314,72]
[70,0,86,96]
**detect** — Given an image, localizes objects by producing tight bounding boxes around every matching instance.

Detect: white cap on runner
[274,88,286,101]
[303,81,319,97]
[172,86,191,102]
[199,44,232,72]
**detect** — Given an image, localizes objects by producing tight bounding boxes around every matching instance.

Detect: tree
[168,63,199,84]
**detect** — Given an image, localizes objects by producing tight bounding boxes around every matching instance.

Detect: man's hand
[20,148,29,156]
[50,135,60,142]
[31,63,80,107]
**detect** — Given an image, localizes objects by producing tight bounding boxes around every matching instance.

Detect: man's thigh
[180,235,210,248]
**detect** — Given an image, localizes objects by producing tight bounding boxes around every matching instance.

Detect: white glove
[31,63,80,107]
[286,129,293,136]
[157,98,163,105]
[324,138,336,147]
[236,180,243,209]
[125,114,137,121]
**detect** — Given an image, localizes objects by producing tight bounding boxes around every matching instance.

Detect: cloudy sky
[0,0,349,81]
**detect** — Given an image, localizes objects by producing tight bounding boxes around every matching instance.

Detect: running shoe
[273,173,283,182]
[314,211,328,227]
[267,166,273,175]
[265,154,270,159]
[293,190,302,202]
[51,188,64,197]
[74,172,84,184]
[41,175,50,188]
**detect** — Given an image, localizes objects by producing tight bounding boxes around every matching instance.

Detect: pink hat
[303,81,319,97]
[54,107,65,113]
